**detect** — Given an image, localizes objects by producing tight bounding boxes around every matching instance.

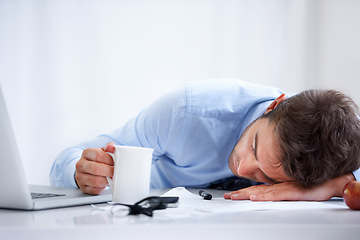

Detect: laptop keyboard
[31,192,66,199]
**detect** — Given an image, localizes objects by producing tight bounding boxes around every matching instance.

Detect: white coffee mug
[106,145,154,204]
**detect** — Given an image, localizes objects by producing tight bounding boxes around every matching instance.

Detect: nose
[237,157,258,179]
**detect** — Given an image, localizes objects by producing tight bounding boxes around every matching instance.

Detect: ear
[265,93,287,114]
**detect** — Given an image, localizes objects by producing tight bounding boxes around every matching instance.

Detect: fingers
[232,185,275,201]
[76,157,114,177]
[102,142,116,153]
[82,147,114,165]
[75,158,113,194]
[75,143,117,195]
[224,185,270,200]
[75,171,109,195]
[223,192,232,199]
[81,186,106,195]
[223,183,304,201]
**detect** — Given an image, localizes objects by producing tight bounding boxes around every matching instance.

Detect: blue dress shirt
[50,79,360,188]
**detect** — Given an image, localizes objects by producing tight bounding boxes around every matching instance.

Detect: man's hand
[75,142,116,195]
[224,173,355,201]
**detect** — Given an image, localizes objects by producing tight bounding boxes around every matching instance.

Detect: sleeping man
[50,79,360,201]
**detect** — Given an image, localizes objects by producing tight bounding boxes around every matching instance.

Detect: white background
[0,0,359,185]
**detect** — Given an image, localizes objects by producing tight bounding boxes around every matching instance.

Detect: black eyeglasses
[109,196,175,217]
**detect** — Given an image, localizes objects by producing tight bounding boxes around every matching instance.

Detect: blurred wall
[0,0,359,185]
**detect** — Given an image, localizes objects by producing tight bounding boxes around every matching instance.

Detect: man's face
[228,117,293,184]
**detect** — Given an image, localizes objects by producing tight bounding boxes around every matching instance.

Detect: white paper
[91,187,347,220]
[156,187,347,219]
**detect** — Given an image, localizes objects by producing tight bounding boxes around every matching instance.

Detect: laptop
[0,85,112,210]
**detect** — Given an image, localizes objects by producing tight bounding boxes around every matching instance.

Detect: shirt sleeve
[49,135,121,188]
[353,168,360,181]
[49,87,186,188]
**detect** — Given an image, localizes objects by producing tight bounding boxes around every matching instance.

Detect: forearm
[329,173,355,197]
[50,89,183,188]
[300,172,355,200]
[50,148,81,187]
[225,173,356,201]
[50,135,119,187]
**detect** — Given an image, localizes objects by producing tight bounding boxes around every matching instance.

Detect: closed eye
[253,130,278,184]
[262,171,278,184]
[253,131,258,160]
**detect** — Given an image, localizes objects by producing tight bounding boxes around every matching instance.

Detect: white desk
[1,189,359,240]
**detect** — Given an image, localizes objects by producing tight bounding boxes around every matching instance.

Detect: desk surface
[1,189,359,240]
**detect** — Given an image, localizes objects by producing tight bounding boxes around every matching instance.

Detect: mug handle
[105,152,115,190]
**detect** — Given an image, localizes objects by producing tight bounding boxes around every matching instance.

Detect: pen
[199,190,212,200]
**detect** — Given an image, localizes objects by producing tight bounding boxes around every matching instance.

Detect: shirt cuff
[353,168,360,181]
[63,159,79,188]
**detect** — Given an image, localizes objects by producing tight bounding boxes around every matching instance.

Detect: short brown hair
[263,90,360,187]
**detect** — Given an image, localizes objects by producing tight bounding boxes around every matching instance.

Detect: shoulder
[145,79,284,121]
[184,78,279,95]
[183,79,284,119]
